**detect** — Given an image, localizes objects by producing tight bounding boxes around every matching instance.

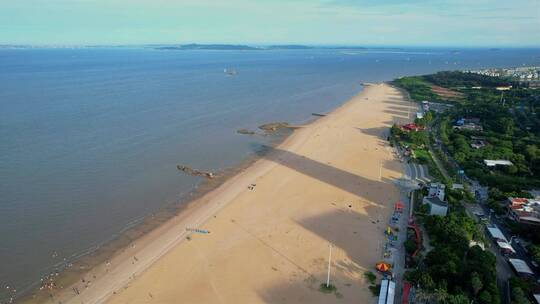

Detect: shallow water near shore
[0,47,539,300]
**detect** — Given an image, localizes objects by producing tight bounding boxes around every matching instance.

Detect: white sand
[39,83,415,304]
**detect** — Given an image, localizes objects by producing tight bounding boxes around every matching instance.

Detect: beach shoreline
[28,82,415,304]
[16,99,336,304]
[17,126,295,303]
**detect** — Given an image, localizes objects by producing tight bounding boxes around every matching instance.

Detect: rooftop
[484,159,513,167]
[497,241,516,253]
[508,258,534,275]
[424,196,448,207]
[487,226,508,242]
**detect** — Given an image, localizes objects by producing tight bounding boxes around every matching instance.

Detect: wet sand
[37,83,414,304]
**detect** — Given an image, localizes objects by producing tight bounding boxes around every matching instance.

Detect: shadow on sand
[252,147,401,303]
[261,147,396,204]
[256,207,391,303]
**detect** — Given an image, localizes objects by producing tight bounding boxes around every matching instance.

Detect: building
[400,123,424,132]
[486,225,516,254]
[428,183,445,201]
[508,258,535,278]
[423,183,448,216]
[507,197,540,226]
[453,123,483,132]
[470,140,486,149]
[378,279,395,304]
[497,241,516,255]
[484,159,513,167]
[486,226,508,242]
[452,184,464,190]
[423,196,448,216]
[454,118,483,132]
[422,100,429,111]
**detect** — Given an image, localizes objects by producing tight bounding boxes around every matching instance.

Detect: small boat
[224,68,237,76]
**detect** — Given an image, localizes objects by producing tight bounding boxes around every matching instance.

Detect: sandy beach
[36,82,414,304]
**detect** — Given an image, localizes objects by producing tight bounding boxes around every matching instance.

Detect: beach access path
[39,83,414,304]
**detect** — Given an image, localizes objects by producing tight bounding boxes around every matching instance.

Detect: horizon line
[1,43,540,49]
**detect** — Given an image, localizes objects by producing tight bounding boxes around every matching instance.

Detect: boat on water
[224,68,237,76]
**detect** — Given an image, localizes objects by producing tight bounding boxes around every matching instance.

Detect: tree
[478,290,492,304]
[425,111,434,123]
[404,239,417,254]
[511,287,531,304]
[525,145,540,163]
[471,272,483,296]
[527,244,540,266]
[495,117,515,135]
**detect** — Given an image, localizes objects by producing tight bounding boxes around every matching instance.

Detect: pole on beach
[379,160,382,181]
[326,244,333,288]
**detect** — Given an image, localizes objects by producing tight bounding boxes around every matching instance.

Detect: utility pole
[379,160,382,181]
[326,244,333,288]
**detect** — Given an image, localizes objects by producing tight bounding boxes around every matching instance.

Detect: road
[406,162,431,185]
[464,203,513,304]
[429,123,523,304]
[393,189,412,304]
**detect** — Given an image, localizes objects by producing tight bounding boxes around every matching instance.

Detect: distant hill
[153,44,409,51]
[156,44,261,51]
[266,45,313,50]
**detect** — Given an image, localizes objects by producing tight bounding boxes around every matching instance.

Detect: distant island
[266,45,314,50]
[154,44,384,51]
[154,44,317,51]
[155,44,261,51]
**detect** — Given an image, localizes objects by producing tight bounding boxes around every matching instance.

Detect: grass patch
[413,148,430,164]
[364,271,376,284]
[318,283,342,298]
[319,283,337,294]
[392,76,438,102]
[368,284,381,296]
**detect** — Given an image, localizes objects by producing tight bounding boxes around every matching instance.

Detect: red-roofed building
[400,123,425,132]
[507,197,540,226]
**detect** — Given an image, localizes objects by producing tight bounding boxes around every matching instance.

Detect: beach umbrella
[376,262,391,272]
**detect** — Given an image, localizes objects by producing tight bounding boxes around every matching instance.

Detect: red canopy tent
[375,262,391,272]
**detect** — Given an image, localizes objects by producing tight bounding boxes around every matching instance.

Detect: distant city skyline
[1,0,539,47]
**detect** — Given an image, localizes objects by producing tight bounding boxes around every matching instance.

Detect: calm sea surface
[1,47,539,297]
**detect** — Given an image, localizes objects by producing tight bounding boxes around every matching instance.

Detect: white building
[378,279,395,304]
[423,183,448,216]
[428,183,446,201]
[508,258,534,277]
[422,100,430,111]
[484,159,513,167]
[423,196,448,216]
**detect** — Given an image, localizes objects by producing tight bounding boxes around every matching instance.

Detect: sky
[1,0,539,47]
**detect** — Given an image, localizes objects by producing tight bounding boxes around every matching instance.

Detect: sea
[1,47,539,299]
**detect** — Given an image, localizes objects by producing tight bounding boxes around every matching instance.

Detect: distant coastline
[153,43,406,51]
[0,43,409,51]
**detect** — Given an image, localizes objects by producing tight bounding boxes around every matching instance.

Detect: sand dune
[41,83,414,304]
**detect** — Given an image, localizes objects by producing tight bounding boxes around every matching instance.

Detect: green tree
[511,287,531,304]
[478,290,492,304]
[471,272,483,296]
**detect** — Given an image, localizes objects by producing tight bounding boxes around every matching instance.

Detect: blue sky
[1,0,539,46]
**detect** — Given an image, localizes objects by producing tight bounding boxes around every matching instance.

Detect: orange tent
[376,262,391,272]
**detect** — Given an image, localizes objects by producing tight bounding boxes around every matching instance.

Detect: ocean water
[1,47,539,298]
